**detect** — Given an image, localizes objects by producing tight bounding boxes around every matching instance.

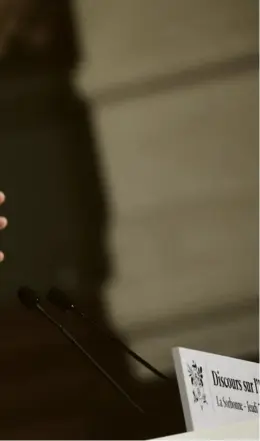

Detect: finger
[0,216,7,229]
[0,192,7,262]
[0,191,6,204]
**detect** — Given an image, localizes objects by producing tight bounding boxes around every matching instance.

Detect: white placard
[173,347,259,432]
[150,419,259,440]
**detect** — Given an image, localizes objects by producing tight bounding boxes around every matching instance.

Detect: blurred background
[0,0,258,439]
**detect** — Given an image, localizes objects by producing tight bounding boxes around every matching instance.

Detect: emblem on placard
[187,361,208,410]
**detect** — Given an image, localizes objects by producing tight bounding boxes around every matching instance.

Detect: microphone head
[47,288,74,311]
[18,287,40,309]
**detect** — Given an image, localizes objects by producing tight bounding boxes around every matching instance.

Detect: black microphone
[18,287,144,414]
[47,287,169,382]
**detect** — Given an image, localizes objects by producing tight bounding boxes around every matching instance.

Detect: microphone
[17,287,144,414]
[47,287,169,382]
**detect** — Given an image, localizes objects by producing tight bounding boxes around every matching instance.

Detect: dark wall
[0,2,186,438]
[0,69,185,439]
[0,2,257,439]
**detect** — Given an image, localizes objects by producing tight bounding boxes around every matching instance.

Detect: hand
[0,192,8,262]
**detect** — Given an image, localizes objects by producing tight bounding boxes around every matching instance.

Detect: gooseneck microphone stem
[18,288,144,414]
[74,307,169,381]
[36,304,144,414]
[47,288,169,382]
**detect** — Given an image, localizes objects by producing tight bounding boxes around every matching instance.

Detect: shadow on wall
[0,2,258,439]
[0,1,186,439]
